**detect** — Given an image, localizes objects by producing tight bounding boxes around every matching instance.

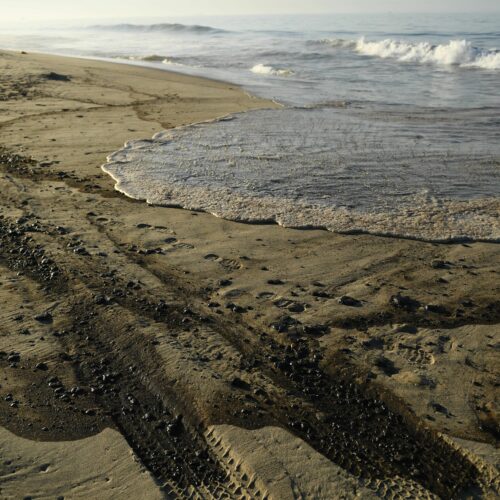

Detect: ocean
[2,13,499,241]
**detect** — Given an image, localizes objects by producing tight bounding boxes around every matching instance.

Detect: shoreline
[0,49,498,498]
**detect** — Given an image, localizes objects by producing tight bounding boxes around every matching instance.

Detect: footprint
[204,253,219,261]
[203,254,242,270]
[397,344,435,366]
[219,258,242,271]
[174,242,194,250]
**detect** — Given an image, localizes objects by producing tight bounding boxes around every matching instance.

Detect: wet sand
[0,49,498,498]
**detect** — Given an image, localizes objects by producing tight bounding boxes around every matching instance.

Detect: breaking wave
[120,54,195,67]
[251,64,294,76]
[318,37,500,69]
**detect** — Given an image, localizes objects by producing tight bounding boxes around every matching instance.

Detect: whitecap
[251,64,294,77]
[318,37,500,70]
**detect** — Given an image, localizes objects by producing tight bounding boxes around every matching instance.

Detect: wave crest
[89,23,227,35]
[120,54,193,67]
[251,64,294,76]
[319,37,500,69]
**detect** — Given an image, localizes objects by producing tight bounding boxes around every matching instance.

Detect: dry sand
[0,49,498,498]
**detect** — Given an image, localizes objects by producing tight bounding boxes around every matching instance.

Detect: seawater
[2,13,500,240]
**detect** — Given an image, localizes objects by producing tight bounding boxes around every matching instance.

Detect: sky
[3,0,500,22]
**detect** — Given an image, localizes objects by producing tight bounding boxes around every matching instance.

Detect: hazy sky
[4,0,500,22]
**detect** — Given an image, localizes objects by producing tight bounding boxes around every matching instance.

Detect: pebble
[390,293,420,310]
[225,302,246,313]
[167,415,184,436]
[363,338,384,349]
[431,402,451,417]
[288,303,305,313]
[425,304,449,315]
[94,295,112,305]
[231,377,250,390]
[338,295,362,307]
[431,260,450,269]
[34,312,53,324]
[267,279,285,285]
[270,315,301,333]
[73,246,89,255]
[302,324,329,336]
[42,72,71,82]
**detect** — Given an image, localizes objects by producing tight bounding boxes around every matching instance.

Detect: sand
[0,426,162,499]
[0,49,498,498]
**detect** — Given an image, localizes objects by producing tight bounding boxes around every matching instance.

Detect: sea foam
[103,107,500,242]
[251,64,294,76]
[321,37,500,69]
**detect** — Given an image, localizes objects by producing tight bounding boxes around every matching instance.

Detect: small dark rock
[302,324,329,336]
[338,295,362,307]
[288,303,305,313]
[390,294,420,311]
[231,377,251,390]
[7,353,20,363]
[225,302,246,313]
[425,304,449,315]
[35,312,53,324]
[267,279,285,285]
[43,72,71,82]
[363,338,384,349]
[431,402,451,417]
[94,295,112,306]
[73,246,89,255]
[35,362,48,371]
[270,315,301,333]
[431,260,450,269]
[167,415,184,436]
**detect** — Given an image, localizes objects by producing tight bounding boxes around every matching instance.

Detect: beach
[0,49,499,498]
